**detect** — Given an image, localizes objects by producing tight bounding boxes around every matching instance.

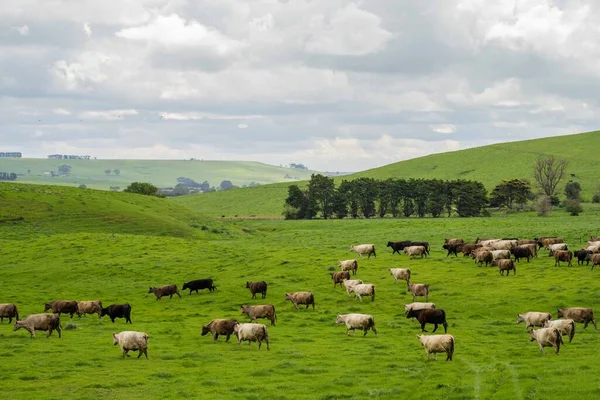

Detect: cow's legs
[432,324,438,333]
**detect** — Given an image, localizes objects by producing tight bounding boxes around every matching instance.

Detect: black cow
[246,281,268,299]
[406,308,448,333]
[442,243,462,257]
[575,249,592,266]
[100,304,132,324]
[510,247,531,262]
[387,241,412,255]
[182,279,216,295]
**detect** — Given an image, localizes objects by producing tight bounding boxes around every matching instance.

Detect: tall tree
[489,179,535,210]
[58,165,71,175]
[533,156,568,198]
[455,180,488,217]
[307,174,335,219]
[124,182,158,196]
[564,181,581,200]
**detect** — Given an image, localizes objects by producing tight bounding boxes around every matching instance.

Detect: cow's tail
[569,320,575,342]
[372,246,376,258]
[273,306,277,323]
[555,328,562,354]
[14,305,19,321]
[448,336,455,361]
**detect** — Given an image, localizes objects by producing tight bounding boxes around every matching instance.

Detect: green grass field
[175,130,600,217]
[2,183,600,399]
[0,158,321,191]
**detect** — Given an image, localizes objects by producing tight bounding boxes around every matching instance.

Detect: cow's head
[43,303,51,311]
[112,332,120,345]
[201,325,210,336]
[148,287,154,294]
[240,305,249,314]
[245,282,250,288]
[557,309,564,318]
[13,321,24,331]
[516,314,525,324]
[416,335,424,346]
[284,293,292,301]
[334,314,345,325]
[182,282,189,290]
[529,330,537,342]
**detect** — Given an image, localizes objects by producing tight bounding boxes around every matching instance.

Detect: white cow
[547,243,568,255]
[334,313,377,336]
[233,323,270,350]
[416,334,455,361]
[349,244,376,258]
[349,284,375,302]
[404,302,436,313]
[389,268,411,283]
[543,319,576,343]
[516,312,552,330]
[529,327,563,354]
[13,313,61,338]
[343,279,363,296]
[112,331,149,358]
[490,250,511,261]
[403,246,427,258]
[339,259,358,275]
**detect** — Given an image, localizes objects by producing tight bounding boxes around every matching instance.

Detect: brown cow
[554,250,573,267]
[148,284,181,300]
[246,281,268,299]
[330,271,350,288]
[443,238,464,247]
[460,243,482,257]
[44,300,78,318]
[472,248,493,267]
[201,319,239,342]
[13,313,61,338]
[407,283,429,301]
[285,292,315,310]
[588,253,600,271]
[541,237,564,250]
[557,308,597,329]
[339,260,358,275]
[0,303,19,323]
[240,304,276,326]
[76,300,103,318]
[493,259,516,275]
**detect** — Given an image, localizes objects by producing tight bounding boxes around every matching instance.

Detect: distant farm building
[0,152,22,158]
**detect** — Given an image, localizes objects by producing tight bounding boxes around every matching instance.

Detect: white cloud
[14,25,29,35]
[83,23,92,38]
[238,123,248,129]
[159,112,263,120]
[430,124,456,134]
[79,109,138,120]
[53,108,71,115]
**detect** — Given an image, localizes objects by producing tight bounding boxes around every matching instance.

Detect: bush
[593,194,600,204]
[124,182,158,196]
[565,199,583,216]
[536,196,552,216]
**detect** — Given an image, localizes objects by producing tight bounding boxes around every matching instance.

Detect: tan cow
[543,319,575,343]
[407,283,429,301]
[404,246,427,258]
[542,237,564,249]
[520,243,537,258]
[240,304,277,326]
[148,284,181,300]
[112,331,149,359]
[529,327,563,354]
[339,259,358,275]
[557,308,597,329]
[330,271,350,288]
[334,313,377,336]
[343,279,363,296]
[284,292,315,310]
[13,313,61,338]
[349,284,375,302]
[404,302,436,313]
[76,300,103,318]
[416,334,455,361]
[491,250,511,261]
[589,254,600,271]
[349,244,376,258]
[547,243,569,255]
[473,249,493,267]
[0,303,19,323]
[444,238,464,245]
[233,323,270,350]
[201,319,239,342]
[389,268,411,284]
[554,250,573,267]
[489,240,517,250]
[493,259,516,275]
[44,300,78,318]
[516,312,552,330]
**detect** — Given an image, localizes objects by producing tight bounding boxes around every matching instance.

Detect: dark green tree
[455,180,488,217]
[564,181,581,201]
[308,174,335,219]
[58,165,71,175]
[489,179,535,210]
[124,182,158,196]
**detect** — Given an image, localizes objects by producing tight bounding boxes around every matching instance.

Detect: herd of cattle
[2,235,599,360]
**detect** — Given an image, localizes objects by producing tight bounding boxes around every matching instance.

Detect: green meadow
[2,182,600,399]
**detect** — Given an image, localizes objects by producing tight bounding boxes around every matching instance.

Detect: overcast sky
[1,0,598,172]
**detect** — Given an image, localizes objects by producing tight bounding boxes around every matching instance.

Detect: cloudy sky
[1,0,598,172]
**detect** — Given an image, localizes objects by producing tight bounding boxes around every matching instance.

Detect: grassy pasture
[175,130,600,217]
[2,183,600,399]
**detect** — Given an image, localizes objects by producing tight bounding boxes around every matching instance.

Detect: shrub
[564,199,583,216]
[593,194,600,204]
[536,195,552,216]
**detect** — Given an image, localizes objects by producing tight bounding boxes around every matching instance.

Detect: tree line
[284,175,489,219]
[0,172,18,181]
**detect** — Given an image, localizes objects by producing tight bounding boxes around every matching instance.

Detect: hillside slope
[175,130,600,217]
[0,159,321,190]
[0,182,230,239]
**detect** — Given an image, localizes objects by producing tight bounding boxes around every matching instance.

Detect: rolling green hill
[175,130,600,217]
[0,158,322,191]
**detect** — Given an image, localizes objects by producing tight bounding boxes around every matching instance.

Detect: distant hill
[174,130,600,217]
[0,159,324,191]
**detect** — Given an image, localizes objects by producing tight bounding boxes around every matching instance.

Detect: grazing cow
[417,334,455,361]
[473,249,493,267]
[489,240,518,251]
[442,243,463,257]
[201,319,239,342]
[76,300,103,318]
[407,283,429,301]
[148,284,181,300]
[591,236,600,242]
[557,308,597,329]
[13,313,61,338]
[406,308,448,333]
[0,303,19,323]
[343,279,363,296]
[404,246,427,258]
[387,241,412,255]
[491,250,511,261]
[245,281,268,299]
[339,259,358,275]
[518,239,537,245]
[330,271,351,288]
[443,238,464,246]
[100,304,132,324]
[588,240,600,247]
[112,331,149,359]
[349,284,375,302]
[529,327,563,354]
[575,249,592,266]
[240,304,276,326]
[460,243,482,257]
[404,302,436,313]
[44,300,78,318]
[182,279,216,295]
[334,313,377,336]
[493,259,516,275]
[233,323,270,350]
[409,241,430,255]
[349,244,376,258]
[520,243,538,258]
[541,237,565,250]
[510,247,531,262]
[589,254,600,271]
[477,239,502,247]
[554,250,573,267]
[285,292,315,310]
[547,243,569,256]
[544,319,576,343]
[389,268,411,284]
[516,312,552,330]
